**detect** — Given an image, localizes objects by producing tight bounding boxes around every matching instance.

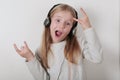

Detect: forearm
[25,57,45,80]
[81,28,103,63]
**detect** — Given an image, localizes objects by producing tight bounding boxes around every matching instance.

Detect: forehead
[52,11,73,20]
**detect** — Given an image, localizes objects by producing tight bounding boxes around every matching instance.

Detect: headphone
[44,4,78,31]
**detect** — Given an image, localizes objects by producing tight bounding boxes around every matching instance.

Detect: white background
[0,0,119,80]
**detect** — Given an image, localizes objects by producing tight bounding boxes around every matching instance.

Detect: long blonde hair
[39,3,81,69]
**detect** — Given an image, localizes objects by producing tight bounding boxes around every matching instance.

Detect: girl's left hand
[73,8,92,30]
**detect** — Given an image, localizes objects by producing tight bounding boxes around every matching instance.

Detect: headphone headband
[47,4,61,17]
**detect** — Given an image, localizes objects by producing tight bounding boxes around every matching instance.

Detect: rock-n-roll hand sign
[13,41,34,61]
[73,8,92,30]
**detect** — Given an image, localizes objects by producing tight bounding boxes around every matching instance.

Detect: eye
[66,23,70,25]
[66,22,72,26]
[56,19,60,23]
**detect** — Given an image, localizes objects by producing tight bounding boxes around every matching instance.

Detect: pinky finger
[73,18,79,22]
[24,41,29,49]
[73,18,82,24]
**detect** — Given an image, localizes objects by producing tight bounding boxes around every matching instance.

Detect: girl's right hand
[73,8,92,30]
[13,41,34,61]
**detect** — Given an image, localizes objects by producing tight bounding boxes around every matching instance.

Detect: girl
[14,3,102,80]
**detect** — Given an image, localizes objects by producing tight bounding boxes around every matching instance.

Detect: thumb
[13,43,21,53]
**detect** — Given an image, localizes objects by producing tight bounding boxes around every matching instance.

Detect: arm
[74,8,103,63]
[80,28,103,63]
[13,42,46,80]
[25,54,45,80]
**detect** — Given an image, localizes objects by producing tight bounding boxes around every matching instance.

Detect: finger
[24,41,29,48]
[73,18,82,24]
[80,8,87,17]
[13,44,21,53]
[73,18,79,22]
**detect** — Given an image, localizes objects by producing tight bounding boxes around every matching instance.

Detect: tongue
[56,31,62,37]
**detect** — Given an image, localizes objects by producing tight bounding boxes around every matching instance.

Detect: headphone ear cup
[44,17,50,27]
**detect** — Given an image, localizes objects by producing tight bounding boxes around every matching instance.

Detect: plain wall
[0,0,119,80]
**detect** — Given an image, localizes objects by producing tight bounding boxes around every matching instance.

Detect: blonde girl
[14,3,102,80]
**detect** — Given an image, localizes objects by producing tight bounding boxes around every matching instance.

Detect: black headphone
[44,4,78,30]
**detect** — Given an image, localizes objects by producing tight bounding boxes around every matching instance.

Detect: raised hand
[13,41,34,61]
[73,8,92,30]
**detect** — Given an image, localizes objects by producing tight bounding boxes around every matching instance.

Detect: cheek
[50,22,57,36]
[64,27,72,35]
[50,21,56,30]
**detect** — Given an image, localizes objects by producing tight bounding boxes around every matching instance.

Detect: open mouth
[55,30,62,37]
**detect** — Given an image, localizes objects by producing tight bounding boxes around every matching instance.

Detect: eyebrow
[53,16,73,22]
[54,15,62,18]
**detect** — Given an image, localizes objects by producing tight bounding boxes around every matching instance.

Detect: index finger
[13,44,21,53]
[80,8,87,17]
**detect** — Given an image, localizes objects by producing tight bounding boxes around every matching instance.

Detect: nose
[59,23,65,29]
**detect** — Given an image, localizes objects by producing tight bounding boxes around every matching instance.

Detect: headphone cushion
[44,17,50,27]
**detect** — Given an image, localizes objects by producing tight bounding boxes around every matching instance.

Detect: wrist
[26,55,35,62]
[83,26,92,30]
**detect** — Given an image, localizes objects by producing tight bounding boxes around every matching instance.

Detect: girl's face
[50,11,74,43]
